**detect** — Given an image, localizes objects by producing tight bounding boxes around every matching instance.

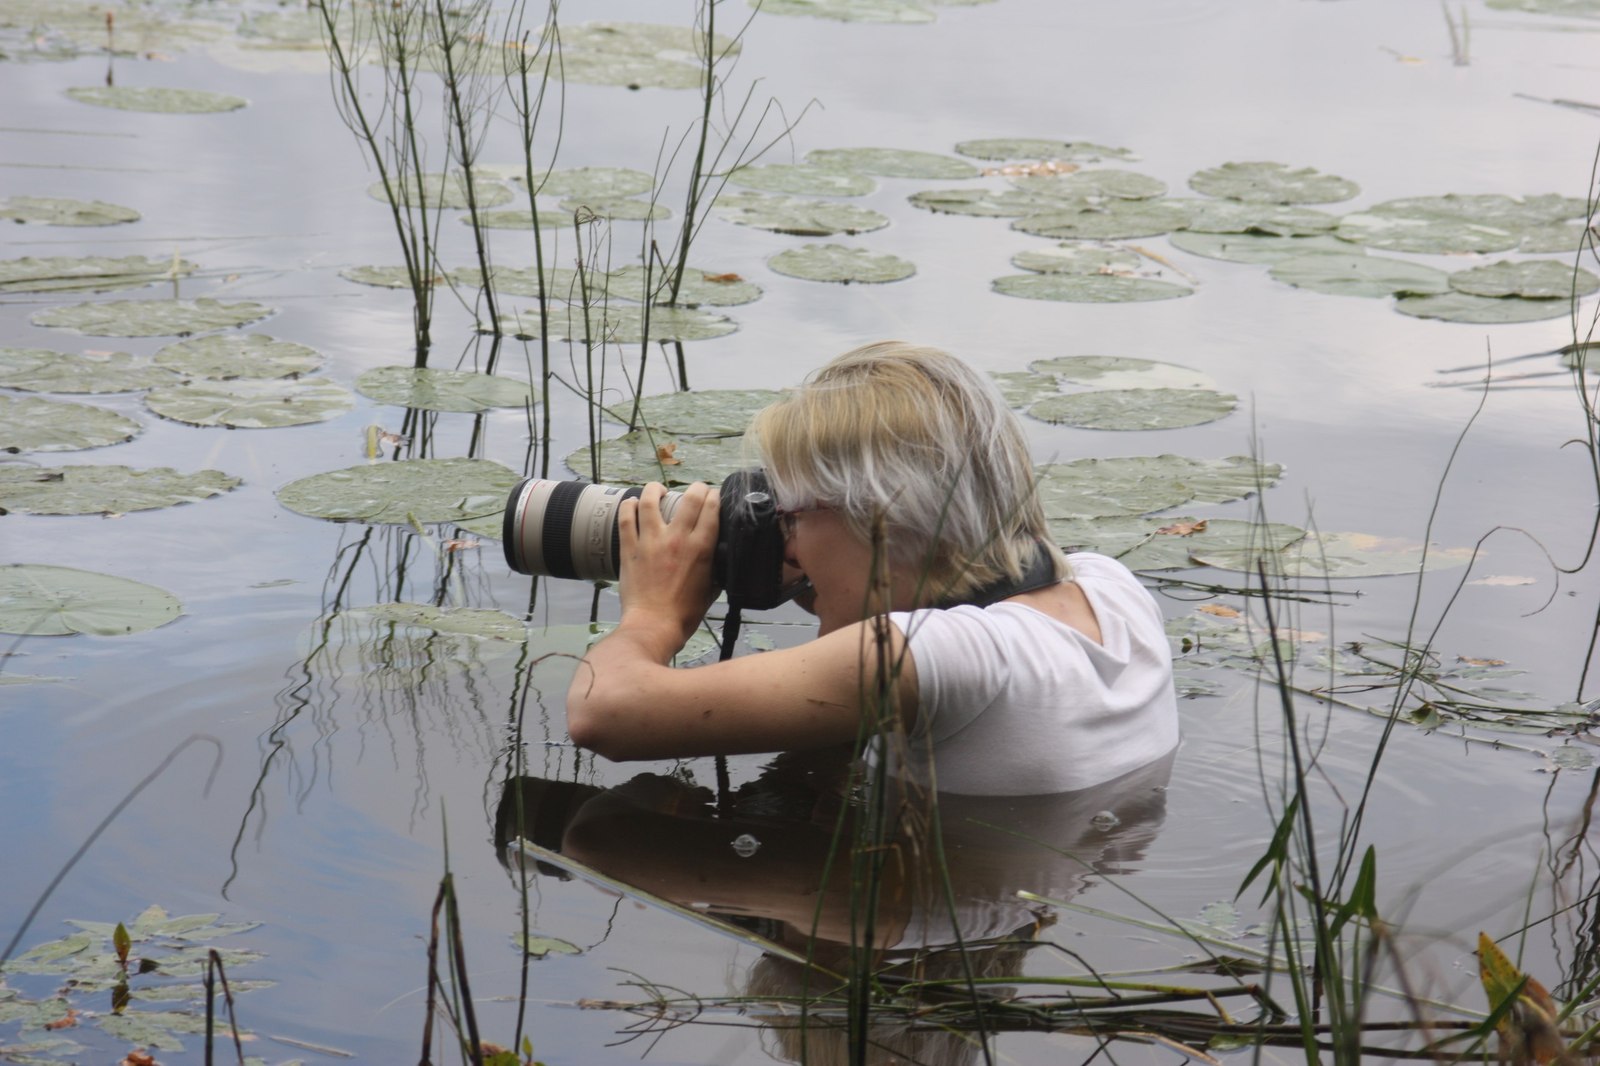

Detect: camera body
[502,469,794,610]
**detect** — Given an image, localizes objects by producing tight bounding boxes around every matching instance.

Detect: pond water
[3,0,1600,1061]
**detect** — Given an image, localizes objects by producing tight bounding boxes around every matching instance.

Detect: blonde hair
[749,341,1067,604]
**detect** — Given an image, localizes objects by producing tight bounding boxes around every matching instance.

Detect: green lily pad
[1336,213,1519,255]
[907,187,1059,218]
[365,171,514,209]
[714,191,889,236]
[516,933,582,958]
[567,431,749,485]
[1448,259,1600,299]
[559,196,670,221]
[1192,530,1474,578]
[560,21,742,89]
[339,265,446,289]
[1485,0,1600,12]
[1370,193,1587,227]
[355,367,537,413]
[452,265,590,300]
[0,465,240,515]
[0,196,139,226]
[354,603,528,641]
[607,265,764,308]
[1188,162,1359,205]
[1049,515,1186,558]
[493,303,738,343]
[64,85,246,113]
[0,564,182,636]
[1268,253,1451,298]
[151,334,323,379]
[993,273,1192,303]
[470,208,577,231]
[0,348,179,393]
[1168,231,1360,264]
[1117,518,1308,572]
[1520,220,1592,254]
[1393,291,1572,324]
[1030,355,1216,391]
[991,369,1056,407]
[956,138,1134,162]
[277,457,520,525]
[1011,245,1145,275]
[145,378,354,428]
[805,147,978,179]
[1035,454,1282,519]
[526,166,654,198]
[627,388,781,436]
[0,254,195,294]
[1013,199,1190,240]
[725,163,875,197]
[31,298,273,337]
[1028,388,1236,430]
[1177,199,1339,236]
[769,244,915,283]
[1010,169,1167,200]
[0,394,141,451]
[753,0,936,20]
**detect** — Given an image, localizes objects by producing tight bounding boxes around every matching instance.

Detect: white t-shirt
[886,552,1179,796]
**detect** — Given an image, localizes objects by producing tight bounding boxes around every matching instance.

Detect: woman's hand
[613,481,721,660]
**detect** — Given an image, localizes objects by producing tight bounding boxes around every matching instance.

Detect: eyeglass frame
[774,502,831,538]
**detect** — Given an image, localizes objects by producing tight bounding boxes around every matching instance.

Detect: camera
[501,469,799,610]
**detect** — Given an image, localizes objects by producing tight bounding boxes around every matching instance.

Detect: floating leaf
[1010,169,1167,200]
[805,147,978,179]
[1268,253,1450,298]
[65,85,246,113]
[1168,231,1359,264]
[0,347,178,393]
[1336,213,1519,255]
[6,933,94,967]
[339,264,444,289]
[524,165,654,198]
[993,273,1191,303]
[725,163,875,197]
[452,265,591,300]
[355,367,536,413]
[1117,518,1307,572]
[1449,259,1599,299]
[515,933,582,958]
[145,378,353,428]
[559,21,741,89]
[0,394,141,452]
[470,208,577,230]
[1188,162,1359,205]
[907,187,1059,218]
[1049,514,1187,557]
[0,465,239,515]
[277,457,519,525]
[1520,219,1592,254]
[567,431,748,485]
[753,0,936,21]
[769,244,915,283]
[1371,192,1587,228]
[0,196,139,226]
[1030,355,1216,391]
[956,138,1134,162]
[606,264,763,307]
[31,298,273,337]
[991,369,1056,407]
[151,334,322,379]
[0,255,195,294]
[355,603,528,641]
[559,195,669,221]
[365,171,514,209]
[627,388,781,437]
[1177,199,1339,236]
[1394,291,1571,324]
[1193,530,1474,577]
[1037,454,1281,519]
[1029,387,1236,430]
[1485,0,1600,11]
[714,191,889,236]
[493,303,737,343]
[1013,199,1190,240]
[0,564,182,636]
[1011,244,1145,275]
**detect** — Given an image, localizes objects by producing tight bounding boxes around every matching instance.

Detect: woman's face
[782,507,917,635]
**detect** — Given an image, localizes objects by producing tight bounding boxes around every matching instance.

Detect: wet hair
[749,341,1068,603]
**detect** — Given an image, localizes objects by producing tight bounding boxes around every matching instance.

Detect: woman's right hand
[613,481,721,659]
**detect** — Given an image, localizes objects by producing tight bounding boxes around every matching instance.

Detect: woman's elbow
[566,671,642,762]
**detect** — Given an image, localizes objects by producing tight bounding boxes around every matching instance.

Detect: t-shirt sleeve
[888,607,1005,746]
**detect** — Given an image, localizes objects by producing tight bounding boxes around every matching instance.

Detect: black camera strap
[940,538,1060,609]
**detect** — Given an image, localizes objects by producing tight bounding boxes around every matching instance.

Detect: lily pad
[493,303,738,343]
[1168,231,1359,264]
[1029,388,1236,430]
[1049,515,1186,558]
[993,273,1192,303]
[0,347,179,393]
[991,369,1056,407]
[805,147,978,180]
[1520,220,1592,254]
[1268,253,1451,298]
[1393,291,1572,324]
[151,334,323,379]
[560,21,742,89]
[64,85,246,113]
[627,388,781,437]
[1117,518,1308,572]
[1013,200,1190,240]
[1030,355,1216,391]
[1369,193,1587,228]
[453,265,592,300]
[769,244,915,283]
[0,394,141,451]
[0,254,195,294]
[365,171,514,210]
[0,196,140,226]
[1011,245,1145,275]
[1188,162,1359,205]
[340,265,445,289]
[567,431,750,485]
[1035,454,1282,519]
[0,464,240,515]
[145,378,354,428]
[1448,260,1599,299]
[470,208,577,231]
[0,564,181,636]
[277,457,520,525]
[753,0,936,21]
[726,163,875,197]
[354,602,528,641]
[1010,169,1168,200]
[559,196,670,222]
[907,187,1059,218]
[607,265,764,308]
[956,138,1134,162]
[1177,199,1339,237]
[355,367,537,413]
[516,933,582,957]
[1192,530,1474,578]
[714,191,889,236]
[1485,0,1600,12]
[526,166,654,198]
[31,298,273,337]
[1336,213,1519,255]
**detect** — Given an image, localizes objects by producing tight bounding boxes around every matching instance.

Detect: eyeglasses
[774,502,830,539]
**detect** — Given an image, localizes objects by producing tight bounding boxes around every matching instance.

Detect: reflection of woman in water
[567,342,1180,793]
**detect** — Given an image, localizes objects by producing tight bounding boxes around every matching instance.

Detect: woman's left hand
[614,481,721,660]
